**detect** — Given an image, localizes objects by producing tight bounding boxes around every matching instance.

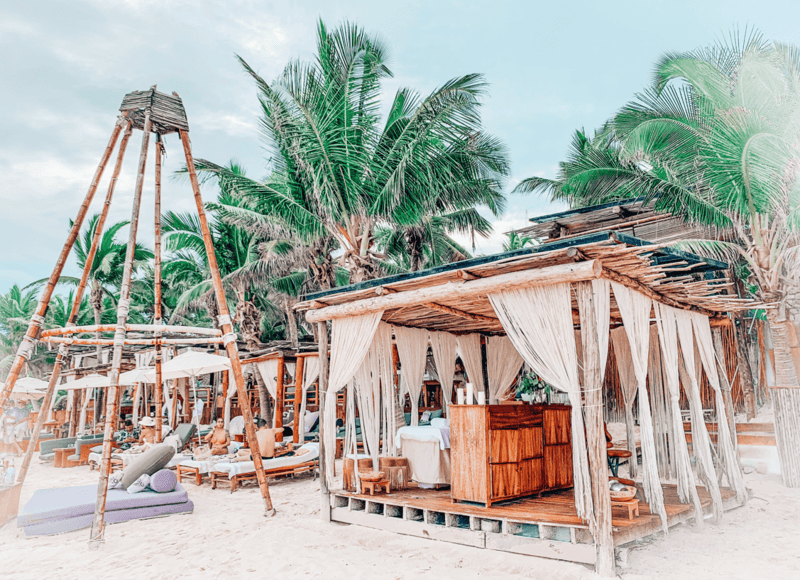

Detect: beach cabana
[296,232,752,576]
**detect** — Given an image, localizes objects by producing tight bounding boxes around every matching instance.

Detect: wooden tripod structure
[0,87,275,540]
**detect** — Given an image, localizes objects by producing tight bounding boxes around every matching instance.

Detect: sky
[2,0,800,293]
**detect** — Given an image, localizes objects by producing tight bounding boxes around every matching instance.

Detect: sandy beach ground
[2,439,799,580]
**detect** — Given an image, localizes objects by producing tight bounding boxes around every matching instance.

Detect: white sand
[2,450,799,579]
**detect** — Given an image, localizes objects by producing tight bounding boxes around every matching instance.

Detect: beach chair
[210,443,320,493]
[39,437,77,463]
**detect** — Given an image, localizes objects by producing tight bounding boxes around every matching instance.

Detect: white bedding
[394,426,451,450]
[211,443,320,478]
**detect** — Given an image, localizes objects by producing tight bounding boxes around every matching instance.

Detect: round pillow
[120,443,176,490]
[149,468,178,493]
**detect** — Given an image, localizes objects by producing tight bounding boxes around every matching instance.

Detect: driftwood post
[275,355,286,430]
[576,281,614,577]
[179,126,274,516]
[154,134,164,442]
[317,321,330,522]
[0,117,126,409]
[90,102,152,542]
[293,355,305,444]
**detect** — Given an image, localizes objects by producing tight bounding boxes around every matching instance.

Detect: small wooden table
[611,498,640,520]
[360,478,391,496]
[176,464,204,486]
[54,447,78,468]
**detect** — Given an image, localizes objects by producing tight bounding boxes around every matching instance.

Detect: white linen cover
[211,443,319,479]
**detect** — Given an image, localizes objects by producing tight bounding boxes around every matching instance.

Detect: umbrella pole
[179,126,275,516]
[90,101,152,543]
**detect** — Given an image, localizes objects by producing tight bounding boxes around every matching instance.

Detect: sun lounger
[17,482,193,537]
[39,437,77,463]
[210,443,320,492]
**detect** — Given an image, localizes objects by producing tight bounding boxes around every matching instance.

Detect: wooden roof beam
[422,302,499,324]
[305,259,602,323]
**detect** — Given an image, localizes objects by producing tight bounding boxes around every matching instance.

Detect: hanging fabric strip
[611,326,639,478]
[611,282,668,532]
[429,330,459,412]
[354,344,382,470]
[486,335,524,404]
[648,325,676,479]
[323,311,384,488]
[691,312,748,503]
[394,326,429,426]
[298,356,320,438]
[256,359,280,427]
[675,309,724,520]
[488,283,594,529]
[374,323,397,456]
[456,334,485,402]
[653,302,705,525]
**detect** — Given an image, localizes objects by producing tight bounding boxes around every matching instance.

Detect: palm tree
[516,30,800,486]
[503,231,535,252]
[0,285,54,378]
[195,20,508,285]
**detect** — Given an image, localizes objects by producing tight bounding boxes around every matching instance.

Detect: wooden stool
[611,498,640,520]
[177,464,204,486]
[54,447,73,468]
[607,448,632,477]
[379,456,410,491]
[343,457,373,491]
[360,478,391,495]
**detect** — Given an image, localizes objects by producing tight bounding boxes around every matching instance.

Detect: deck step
[685,432,777,447]
[682,422,775,434]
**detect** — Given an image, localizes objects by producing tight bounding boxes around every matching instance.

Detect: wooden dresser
[450,404,573,506]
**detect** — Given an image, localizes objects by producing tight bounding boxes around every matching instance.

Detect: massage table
[395,426,451,486]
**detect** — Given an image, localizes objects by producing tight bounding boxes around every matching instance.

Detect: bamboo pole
[317,321,330,522]
[0,116,126,408]
[179,127,275,516]
[293,356,305,444]
[576,281,614,577]
[154,134,164,442]
[304,260,603,323]
[90,104,152,542]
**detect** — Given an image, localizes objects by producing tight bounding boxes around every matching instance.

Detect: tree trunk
[766,308,800,487]
[405,228,424,272]
[252,364,271,423]
[284,299,299,347]
[732,312,757,419]
[90,282,105,422]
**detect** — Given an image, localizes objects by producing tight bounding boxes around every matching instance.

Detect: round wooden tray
[610,486,637,502]
[359,470,386,482]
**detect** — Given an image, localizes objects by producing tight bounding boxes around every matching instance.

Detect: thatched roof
[295,232,754,335]
[119,88,189,135]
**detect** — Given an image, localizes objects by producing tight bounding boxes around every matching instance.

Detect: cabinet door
[544,444,573,489]
[490,463,521,499]
[519,427,543,460]
[542,407,571,445]
[489,429,519,464]
[519,458,545,493]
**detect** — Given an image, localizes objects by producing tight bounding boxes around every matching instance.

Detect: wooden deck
[329,484,743,565]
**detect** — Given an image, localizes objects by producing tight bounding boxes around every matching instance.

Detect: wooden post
[317,321,330,522]
[713,328,738,450]
[0,116,126,409]
[90,104,152,543]
[179,126,274,516]
[171,379,180,429]
[154,135,164,442]
[576,281,615,577]
[757,321,770,403]
[293,355,305,444]
[275,356,286,430]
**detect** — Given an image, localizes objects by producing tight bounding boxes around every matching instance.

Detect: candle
[457,388,465,405]
[477,392,486,405]
[466,382,474,405]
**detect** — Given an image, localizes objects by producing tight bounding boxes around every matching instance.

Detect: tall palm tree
[0,285,55,378]
[516,30,800,486]
[195,20,508,285]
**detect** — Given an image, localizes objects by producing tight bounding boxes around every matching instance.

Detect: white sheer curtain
[78,389,92,433]
[489,283,594,527]
[354,345,382,470]
[394,326,429,426]
[653,302,704,525]
[429,331,459,412]
[611,282,667,532]
[675,309,724,520]
[456,334,485,402]
[486,335,523,404]
[323,311,385,486]
[297,356,320,438]
[374,323,398,455]
[691,313,748,503]
[611,326,640,478]
[256,359,280,427]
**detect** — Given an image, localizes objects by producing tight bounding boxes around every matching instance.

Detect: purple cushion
[120,444,175,490]
[149,468,177,493]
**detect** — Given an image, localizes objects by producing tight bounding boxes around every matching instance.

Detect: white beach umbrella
[61,373,112,391]
[119,367,156,385]
[142,350,231,381]
[2,379,48,402]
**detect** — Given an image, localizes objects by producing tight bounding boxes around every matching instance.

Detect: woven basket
[359,470,385,482]
[609,486,637,502]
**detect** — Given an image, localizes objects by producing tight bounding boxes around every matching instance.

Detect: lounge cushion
[120,444,175,490]
[149,469,177,493]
